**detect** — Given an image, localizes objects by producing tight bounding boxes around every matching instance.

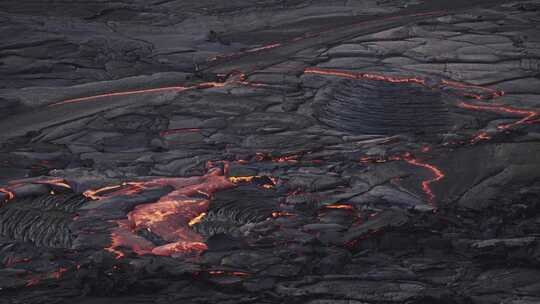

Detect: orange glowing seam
[49,85,192,106]
[470,131,492,144]
[48,78,267,107]
[403,154,445,205]
[458,101,538,130]
[271,211,295,218]
[228,176,257,183]
[83,182,147,200]
[32,178,71,189]
[324,204,355,210]
[208,43,282,62]
[441,79,504,99]
[304,68,426,85]
[188,212,207,226]
[208,270,249,276]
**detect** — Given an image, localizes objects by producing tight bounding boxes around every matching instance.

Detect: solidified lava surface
[316,78,448,135]
[1,1,540,304]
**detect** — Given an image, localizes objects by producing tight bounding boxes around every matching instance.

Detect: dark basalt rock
[316,79,450,135]
[1,0,539,303]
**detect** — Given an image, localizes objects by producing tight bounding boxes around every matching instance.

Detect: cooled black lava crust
[316,79,449,135]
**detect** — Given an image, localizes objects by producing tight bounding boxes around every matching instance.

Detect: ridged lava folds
[0,193,89,248]
[317,79,449,135]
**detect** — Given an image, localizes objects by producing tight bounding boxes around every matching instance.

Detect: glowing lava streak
[403,154,444,205]
[0,188,15,202]
[304,68,426,85]
[209,43,282,62]
[441,79,504,100]
[458,101,538,130]
[47,74,267,107]
[86,169,234,258]
[49,85,192,106]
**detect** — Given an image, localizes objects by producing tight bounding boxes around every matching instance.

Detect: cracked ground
[1,0,540,303]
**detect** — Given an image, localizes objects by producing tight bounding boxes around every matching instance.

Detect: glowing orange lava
[47,73,269,107]
[188,212,207,226]
[209,43,282,62]
[470,131,492,144]
[208,270,249,276]
[458,101,538,130]
[304,68,426,85]
[403,153,444,205]
[0,188,15,202]
[49,85,192,106]
[87,169,234,258]
[324,204,355,210]
[228,176,258,183]
[441,79,504,100]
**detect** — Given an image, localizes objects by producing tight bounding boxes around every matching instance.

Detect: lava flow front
[84,169,234,258]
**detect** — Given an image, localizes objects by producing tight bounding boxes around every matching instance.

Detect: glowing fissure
[441,79,505,100]
[47,73,267,107]
[324,204,355,210]
[304,68,426,85]
[85,169,234,258]
[0,188,15,202]
[360,153,444,205]
[50,85,192,106]
[0,178,72,203]
[458,101,538,130]
[402,153,445,205]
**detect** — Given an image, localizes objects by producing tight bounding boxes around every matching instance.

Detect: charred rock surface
[1,0,540,304]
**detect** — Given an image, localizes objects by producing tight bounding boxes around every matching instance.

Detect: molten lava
[458,101,538,130]
[403,153,445,205]
[0,187,15,202]
[304,68,426,85]
[441,79,504,100]
[324,204,355,210]
[86,169,234,258]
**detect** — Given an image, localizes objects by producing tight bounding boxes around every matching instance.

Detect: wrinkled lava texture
[1,0,540,303]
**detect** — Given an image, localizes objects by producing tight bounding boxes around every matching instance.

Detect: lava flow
[458,101,538,130]
[47,72,265,107]
[0,187,15,202]
[304,68,426,85]
[360,153,444,205]
[84,169,235,258]
[403,153,445,205]
[441,79,505,100]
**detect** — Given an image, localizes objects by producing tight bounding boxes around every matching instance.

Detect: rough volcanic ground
[1,1,540,303]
